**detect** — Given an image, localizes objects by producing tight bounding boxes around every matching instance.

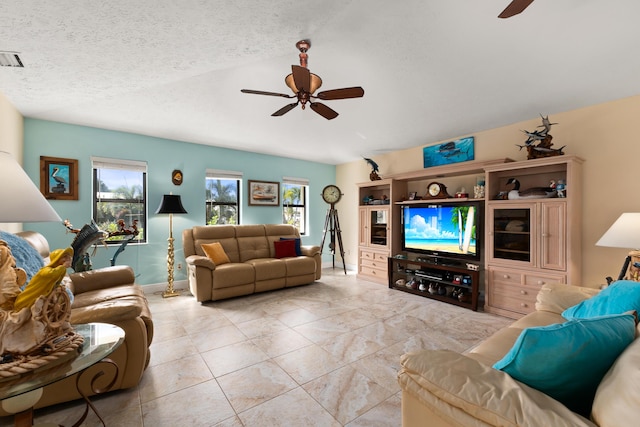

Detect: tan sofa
[182,224,321,302]
[398,283,640,427]
[0,231,153,416]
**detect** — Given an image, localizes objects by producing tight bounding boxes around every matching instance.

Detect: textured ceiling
[2,1,640,165]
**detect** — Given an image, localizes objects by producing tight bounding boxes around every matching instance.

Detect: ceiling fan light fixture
[285,73,322,94]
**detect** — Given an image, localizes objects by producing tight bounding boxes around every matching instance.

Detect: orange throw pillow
[201,242,230,265]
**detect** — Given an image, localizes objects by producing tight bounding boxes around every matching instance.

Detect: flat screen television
[401,201,482,262]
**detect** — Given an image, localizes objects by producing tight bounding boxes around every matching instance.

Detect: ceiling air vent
[0,52,24,67]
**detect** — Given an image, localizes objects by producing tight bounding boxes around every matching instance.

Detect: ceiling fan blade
[316,87,365,100]
[292,65,311,93]
[241,89,293,98]
[498,0,534,18]
[310,102,339,120]
[271,102,298,117]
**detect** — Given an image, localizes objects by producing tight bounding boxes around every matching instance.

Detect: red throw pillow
[274,239,297,258]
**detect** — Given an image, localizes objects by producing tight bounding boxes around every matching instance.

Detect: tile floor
[16,269,512,427]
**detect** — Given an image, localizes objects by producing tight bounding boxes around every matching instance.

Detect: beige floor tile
[201,341,270,377]
[216,360,298,412]
[138,353,213,403]
[345,392,402,427]
[273,344,345,384]
[303,365,394,425]
[250,328,314,358]
[238,387,341,427]
[141,379,235,426]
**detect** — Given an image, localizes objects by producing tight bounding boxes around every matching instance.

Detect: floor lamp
[155,194,188,298]
[596,213,640,284]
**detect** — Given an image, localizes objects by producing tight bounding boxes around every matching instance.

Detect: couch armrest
[185,254,216,269]
[68,265,135,294]
[398,350,596,427]
[301,245,321,257]
[535,283,601,314]
[70,298,143,324]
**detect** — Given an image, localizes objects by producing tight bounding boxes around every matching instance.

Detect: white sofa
[398,283,640,427]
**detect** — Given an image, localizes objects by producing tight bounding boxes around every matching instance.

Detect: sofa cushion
[591,337,640,426]
[493,312,636,416]
[562,280,640,319]
[280,237,302,256]
[201,242,230,265]
[274,239,297,258]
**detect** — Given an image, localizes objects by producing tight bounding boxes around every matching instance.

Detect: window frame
[282,177,309,235]
[205,169,242,225]
[91,157,148,245]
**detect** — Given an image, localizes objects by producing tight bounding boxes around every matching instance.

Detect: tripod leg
[333,210,347,275]
[320,208,331,255]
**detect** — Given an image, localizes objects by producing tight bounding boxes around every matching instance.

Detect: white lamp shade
[0,151,61,222]
[596,213,640,249]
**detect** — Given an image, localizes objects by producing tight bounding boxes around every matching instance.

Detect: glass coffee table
[0,323,125,427]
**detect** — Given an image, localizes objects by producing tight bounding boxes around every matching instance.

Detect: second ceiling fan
[241,40,364,120]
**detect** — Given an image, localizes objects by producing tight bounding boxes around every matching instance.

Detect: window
[92,157,147,244]
[282,177,308,235]
[206,169,241,224]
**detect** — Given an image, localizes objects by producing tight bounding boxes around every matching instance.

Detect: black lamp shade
[155,194,188,214]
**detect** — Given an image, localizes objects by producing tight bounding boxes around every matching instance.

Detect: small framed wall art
[423,136,475,168]
[248,180,279,206]
[40,156,79,200]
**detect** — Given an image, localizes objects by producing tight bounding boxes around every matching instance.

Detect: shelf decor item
[423,136,474,168]
[155,194,188,298]
[39,156,79,200]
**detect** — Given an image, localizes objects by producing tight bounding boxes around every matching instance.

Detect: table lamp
[155,194,187,298]
[0,151,61,223]
[596,213,640,282]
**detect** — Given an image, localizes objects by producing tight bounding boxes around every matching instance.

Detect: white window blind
[91,156,147,172]
[206,169,243,179]
[282,176,309,186]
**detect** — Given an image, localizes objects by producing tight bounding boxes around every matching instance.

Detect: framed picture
[423,136,475,168]
[248,180,279,206]
[408,191,417,200]
[40,156,78,200]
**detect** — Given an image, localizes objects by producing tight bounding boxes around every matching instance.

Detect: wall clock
[425,182,450,199]
[322,184,342,205]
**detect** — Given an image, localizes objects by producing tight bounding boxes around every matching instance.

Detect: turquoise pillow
[493,313,636,416]
[563,280,640,319]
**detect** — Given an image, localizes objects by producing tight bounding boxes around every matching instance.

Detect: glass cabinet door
[369,208,388,246]
[488,204,534,265]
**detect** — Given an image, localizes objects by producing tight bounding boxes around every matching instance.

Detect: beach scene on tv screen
[404,206,477,255]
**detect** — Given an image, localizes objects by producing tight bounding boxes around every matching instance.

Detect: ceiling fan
[499,0,534,18]
[240,40,364,120]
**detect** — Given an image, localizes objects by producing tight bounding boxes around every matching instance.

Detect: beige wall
[0,91,25,233]
[337,95,640,288]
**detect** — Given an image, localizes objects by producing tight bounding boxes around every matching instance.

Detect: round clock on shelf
[426,181,450,199]
[322,184,342,205]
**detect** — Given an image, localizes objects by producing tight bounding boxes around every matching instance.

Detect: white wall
[337,95,640,288]
[0,92,24,233]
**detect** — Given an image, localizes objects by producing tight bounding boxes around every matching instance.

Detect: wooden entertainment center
[356,155,583,318]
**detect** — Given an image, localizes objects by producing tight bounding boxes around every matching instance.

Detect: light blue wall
[23,119,336,286]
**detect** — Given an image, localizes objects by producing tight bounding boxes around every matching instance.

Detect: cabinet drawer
[489,292,537,314]
[360,264,387,278]
[489,269,522,286]
[359,249,387,263]
[524,272,566,287]
[360,257,387,270]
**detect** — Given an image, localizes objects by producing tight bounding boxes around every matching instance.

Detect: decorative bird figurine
[506,178,557,199]
[364,157,381,181]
